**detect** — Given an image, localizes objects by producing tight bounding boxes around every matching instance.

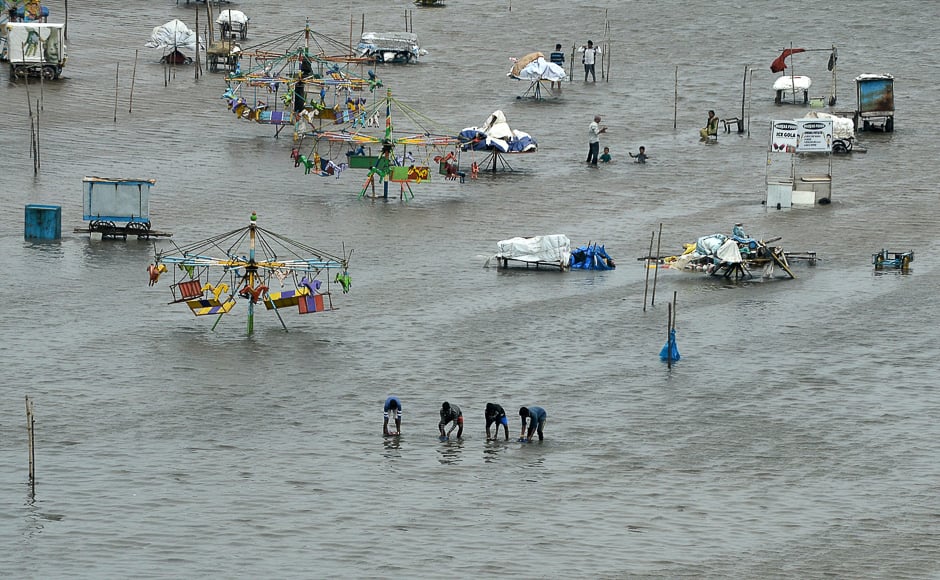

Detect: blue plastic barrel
[24,204,62,239]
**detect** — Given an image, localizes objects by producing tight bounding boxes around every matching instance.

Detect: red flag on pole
[770,48,806,73]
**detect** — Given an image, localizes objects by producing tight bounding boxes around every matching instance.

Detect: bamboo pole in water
[113,63,119,122]
[35,98,40,170]
[568,43,575,84]
[25,396,35,496]
[666,302,673,368]
[194,6,200,80]
[651,223,663,306]
[643,230,654,311]
[129,50,138,113]
[673,66,678,129]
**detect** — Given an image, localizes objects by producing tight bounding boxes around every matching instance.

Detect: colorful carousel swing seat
[186,283,236,316]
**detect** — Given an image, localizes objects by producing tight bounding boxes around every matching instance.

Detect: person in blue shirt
[439,401,463,439]
[383,396,401,436]
[519,406,547,442]
[485,402,509,441]
[549,43,565,90]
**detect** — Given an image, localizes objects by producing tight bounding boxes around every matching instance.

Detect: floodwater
[2,0,940,577]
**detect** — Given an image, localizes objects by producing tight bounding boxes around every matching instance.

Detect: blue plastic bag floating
[659,329,681,362]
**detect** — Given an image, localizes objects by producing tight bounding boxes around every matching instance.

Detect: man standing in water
[578,40,601,82]
[519,406,547,442]
[587,115,607,166]
[439,401,463,439]
[383,396,401,436]
[549,43,565,91]
[485,402,510,441]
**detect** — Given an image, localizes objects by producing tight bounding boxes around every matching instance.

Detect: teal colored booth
[24,204,62,240]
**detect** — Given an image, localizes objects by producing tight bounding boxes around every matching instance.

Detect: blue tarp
[569,244,615,270]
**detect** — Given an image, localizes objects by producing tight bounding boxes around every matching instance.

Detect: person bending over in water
[519,405,547,442]
[439,401,463,439]
[383,396,401,436]
[485,402,510,441]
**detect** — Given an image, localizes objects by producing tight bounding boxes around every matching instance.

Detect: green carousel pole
[247,212,257,335]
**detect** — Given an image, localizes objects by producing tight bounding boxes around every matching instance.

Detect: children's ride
[149,213,352,335]
[295,88,463,200]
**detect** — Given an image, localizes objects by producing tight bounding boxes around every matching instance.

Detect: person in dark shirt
[549,43,565,90]
[485,402,509,441]
[439,401,463,439]
[629,146,648,163]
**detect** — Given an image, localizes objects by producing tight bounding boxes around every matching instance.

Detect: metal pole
[247,214,256,335]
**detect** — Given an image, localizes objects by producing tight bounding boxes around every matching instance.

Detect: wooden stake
[666,302,673,369]
[651,223,663,306]
[35,98,40,170]
[673,66,678,129]
[643,230,654,311]
[194,6,200,80]
[113,62,119,122]
[129,50,138,114]
[25,396,35,496]
[672,290,678,330]
[741,65,748,126]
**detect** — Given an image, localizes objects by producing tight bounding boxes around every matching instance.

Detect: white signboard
[795,118,833,153]
[770,120,799,153]
[769,119,834,153]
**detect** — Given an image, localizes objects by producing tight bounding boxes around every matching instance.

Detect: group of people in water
[383,396,547,442]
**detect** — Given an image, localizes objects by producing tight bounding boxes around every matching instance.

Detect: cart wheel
[126,222,151,238]
[832,141,848,154]
[41,65,55,80]
[885,117,894,132]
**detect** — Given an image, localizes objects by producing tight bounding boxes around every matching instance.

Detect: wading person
[485,402,510,441]
[578,40,601,82]
[519,405,547,442]
[383,396,401,436]
[439,401,463,440]
[587,115,607,166]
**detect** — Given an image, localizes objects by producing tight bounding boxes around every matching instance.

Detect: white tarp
[804,111,854,140]
[482,110,514,141]
[773,75,811,92]
[216,10,248,26]
[495,234,571,266]
[510,56,567,82]
[145,19,201,53]
[715,239,743,263]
